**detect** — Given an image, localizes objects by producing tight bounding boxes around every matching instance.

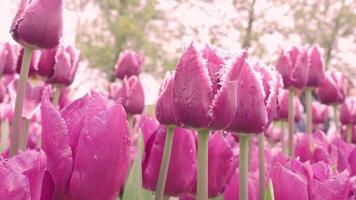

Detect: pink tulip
[275,89,303,122]
[0,42,18,75]
[223,171,258,200]
[143,126,197,197]
[10,0,63,49]
[312,102,329,124]
[306,46,324,87]
[41,91,130,199]
[349,148,356,176]
[340,97,356,125]
[341,125,356,143]
[0,81,6,103]
[115,50,144,79]
[173,43,237,129]
[156,72,177,125]
[276,46,310,89]
[0,150,47,200]
[317,70,348,105]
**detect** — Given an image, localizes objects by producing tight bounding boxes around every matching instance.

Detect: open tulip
[0,42,18,75]
[41,91,130,200]
[142,126,197,197]
[10,0,63,49]
[115,50,144,79]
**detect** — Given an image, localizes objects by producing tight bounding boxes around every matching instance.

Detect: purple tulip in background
[276,46,310,89]
[112,75,145,114]
[0,150,47,200]
[312,101,329,124]
[173,43,237,129]
[306,46,324,87]
[317,70,348,105]
[340,97,356,125]
[143,126,197,197]
[10,0,63,49]
[41,91,130,200]
[275,89,303,122]
[156,72,177,125]
[0,42,18,75]
[115,50,144,79]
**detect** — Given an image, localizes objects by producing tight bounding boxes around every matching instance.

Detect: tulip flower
[317,70,348,105]
[223,171,258,200]
[112,76,145,115]
[349,148,356,176]
[173,43,237,200]
[0,150,47,200]
[10,0,63,49]
[312,102,329,125]
[339,98,356,143]
[276,89,303,122]
[341,125,356,144]
[0,81,6,103]
[41,91,130,200]
[115,50,144,79]
[0,42,18,75]
[143,126,197,197]
[156,72,177,125]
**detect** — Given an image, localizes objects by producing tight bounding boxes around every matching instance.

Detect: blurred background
[1,0,356,90]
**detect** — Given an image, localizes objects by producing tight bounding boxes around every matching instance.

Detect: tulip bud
[340,97,356,125]
[275,89,303,122]
[276,47,310,89]
[306,46,324,87]
[143,126,197,196]
[115,50,143,79]
[317,70,348,105]
[0,42,18,75]
[156,72,177,125]
[10,0,63,49]
[114,76,145,114]
[312,102,329,124]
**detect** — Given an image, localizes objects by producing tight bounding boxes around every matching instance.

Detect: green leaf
[122,131,145,200]
[265,179,275,200]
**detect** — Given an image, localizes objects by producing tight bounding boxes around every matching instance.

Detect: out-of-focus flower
[340,98,356,125]
[16,48,41,76]
[312,102,329,124]
[276,46,309,89]
[275,89,303,122]
[173,43,237,130]
[0,42,18,75]
[223,170,258,200]
[143,126,197,197]
[0,150,47,200]
[306,46,324,87]
[0,81,6,103]
[115,50,144,79]
[10,0,63,49]
[41,91,130,200]
[111,76,145,114]
[317,70,347,105]
[156,72,176,125]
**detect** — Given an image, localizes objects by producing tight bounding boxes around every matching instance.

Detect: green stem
[258,134,265,200]
[18,118,30,151]
[239,134,249,200]
[333,105,340,134]
[155,126,175,200]
[288,88,295,157]
[306,88,313,135]
[52,84,62,106]
[346,124,352,143]
[281,121,286,154]
[9,47,33,156]
[0,119,10,153]
[197,129,209,200]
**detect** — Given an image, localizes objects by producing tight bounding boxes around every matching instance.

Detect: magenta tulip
[10,0,63,49]
[0,42,18,75]
[0,150,47,200]
[275,89,303,122]
[276,46,310,89]
[312,102,329,124]
[349,148,356,176]
[317,70,348,105]
[115,50,144,79]
[142,126,197,196]
[156,72,177,125]
[306,46,324,87]
[173,43,237,129]
[41,91,130,199]
[0,81,6,103]
[340,97,356,125]
[223,171,258,200]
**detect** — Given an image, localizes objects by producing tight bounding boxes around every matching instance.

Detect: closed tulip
[173,43,237,129]
[317,70,347,105]
[10,0,63,49]
[142,126,197,197]
[276,47,310,89]
[312,102,329,124]
[41,91,130,200]
[115,50,144,79]
[340,97,356,125]
[156,72,176,125]
[306,46,324,87]
[275,89,304,122]
[0,42,18,75]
